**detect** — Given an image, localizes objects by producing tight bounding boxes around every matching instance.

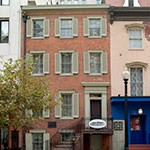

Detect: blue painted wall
[111,96,150,144]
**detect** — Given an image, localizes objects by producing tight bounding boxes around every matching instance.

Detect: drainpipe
[22,12,29,60]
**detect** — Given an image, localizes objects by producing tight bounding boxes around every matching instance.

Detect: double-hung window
[0,0,9,5]
[84,51,107,75]
[89,18,101,37]
[27,17,50,38]
[129,29,142,49]
[55,91,79,119]
[61,94,72,117]
[0,20,9,43]
[55,51,78,75]
[83,17,107,38]
[27,51,50,76]
[130,67,143,96]
[26,131,50,150]
[55,17,78,38]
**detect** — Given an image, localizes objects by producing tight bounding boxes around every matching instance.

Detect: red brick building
[21,2,112,150]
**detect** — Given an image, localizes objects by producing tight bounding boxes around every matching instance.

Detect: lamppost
[122,69,130,150]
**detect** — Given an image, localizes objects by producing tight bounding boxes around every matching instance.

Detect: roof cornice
[109,6,150,24]
[21,4,110,11]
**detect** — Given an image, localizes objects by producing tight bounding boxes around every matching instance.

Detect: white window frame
[32,18,44,38]
[60,129,75,143]
[26,130,50,150]
[84,50,108,75]
[55,91,79,119]
[55,51,78,75]
[55,17,78,38]
[129,29,142,49]
[27,50,50,76]
[130,66,144,96]
[27,17,50,39]
[83,16,107,38]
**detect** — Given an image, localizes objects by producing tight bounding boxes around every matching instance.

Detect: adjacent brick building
[21,1,112,150]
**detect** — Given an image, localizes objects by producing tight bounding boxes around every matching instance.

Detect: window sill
[31,73,44,76]
[128,48,144,51]
[60,73,73,76]
[31,37,45,39]
[60,117,74,119]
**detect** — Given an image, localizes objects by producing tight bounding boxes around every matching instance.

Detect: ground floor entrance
[83,133,110,150]
[130,115,146,144]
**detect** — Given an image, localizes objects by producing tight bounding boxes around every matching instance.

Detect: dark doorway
[130,115,146,144]
[90,100,101,119]
[83,134,90,150]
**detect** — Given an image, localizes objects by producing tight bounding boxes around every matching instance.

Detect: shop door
[130,115,146,144]
[90,100,101,119]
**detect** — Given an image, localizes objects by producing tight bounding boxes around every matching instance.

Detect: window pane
[33,20,44,37]
[90,53,101,74]
[131,68,143,96]
[61,94,72,117]
[0,21,9,43]
[61,53,72,73]
[61,19,73,38]
[1,0,9,5]
[129,30,142,48]
[33,54,43,74]
[89,19,101,36]
[32,133,43,150]
[61,132,75,142]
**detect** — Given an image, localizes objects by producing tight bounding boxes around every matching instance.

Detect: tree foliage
[0,58,52,129]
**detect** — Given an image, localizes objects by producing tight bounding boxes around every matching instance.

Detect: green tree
[0,58,53,145]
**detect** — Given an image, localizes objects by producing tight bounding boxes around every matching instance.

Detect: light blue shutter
[83,18,89,36]
[43,53,50,74]
[55,94,61,118]
[25,133,32,150]
[72,53,78,74]
[73,18,78,37]
[73,93,79,118]
[55,19,60,37]
[84,52,90,73]
[55,53,61,74]
[44,19,50,37]
[44,133,50,150]
[102,18,107,36]
[102,52,108,74]
[27,19,32,37]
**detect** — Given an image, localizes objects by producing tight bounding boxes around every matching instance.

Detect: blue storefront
[111,96,150,145]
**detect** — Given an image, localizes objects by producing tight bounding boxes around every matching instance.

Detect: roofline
[21,4,110,11]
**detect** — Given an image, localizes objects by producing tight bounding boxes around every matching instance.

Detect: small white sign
[89,119,107,129]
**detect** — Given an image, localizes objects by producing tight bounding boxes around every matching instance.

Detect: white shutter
[44,19,50,37]
[27,19,32,37]
[72,53,78,74]
[102,18,107,36]
[44,133,50,150]
[102,52,108,74]
[25,133,32,150]
[73,93,79,118]
[83,18,89,36]
[73,18,78,37]
[55,94,61,118]
[55,53,61,74]
[84,52,90,73]
[55,19,60,37]
[43,53,50,74]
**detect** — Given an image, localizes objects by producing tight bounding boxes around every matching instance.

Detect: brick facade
[21,5,112,150]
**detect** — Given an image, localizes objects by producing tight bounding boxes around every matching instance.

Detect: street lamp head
[122,68,130,80]
[138,108,143,115]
